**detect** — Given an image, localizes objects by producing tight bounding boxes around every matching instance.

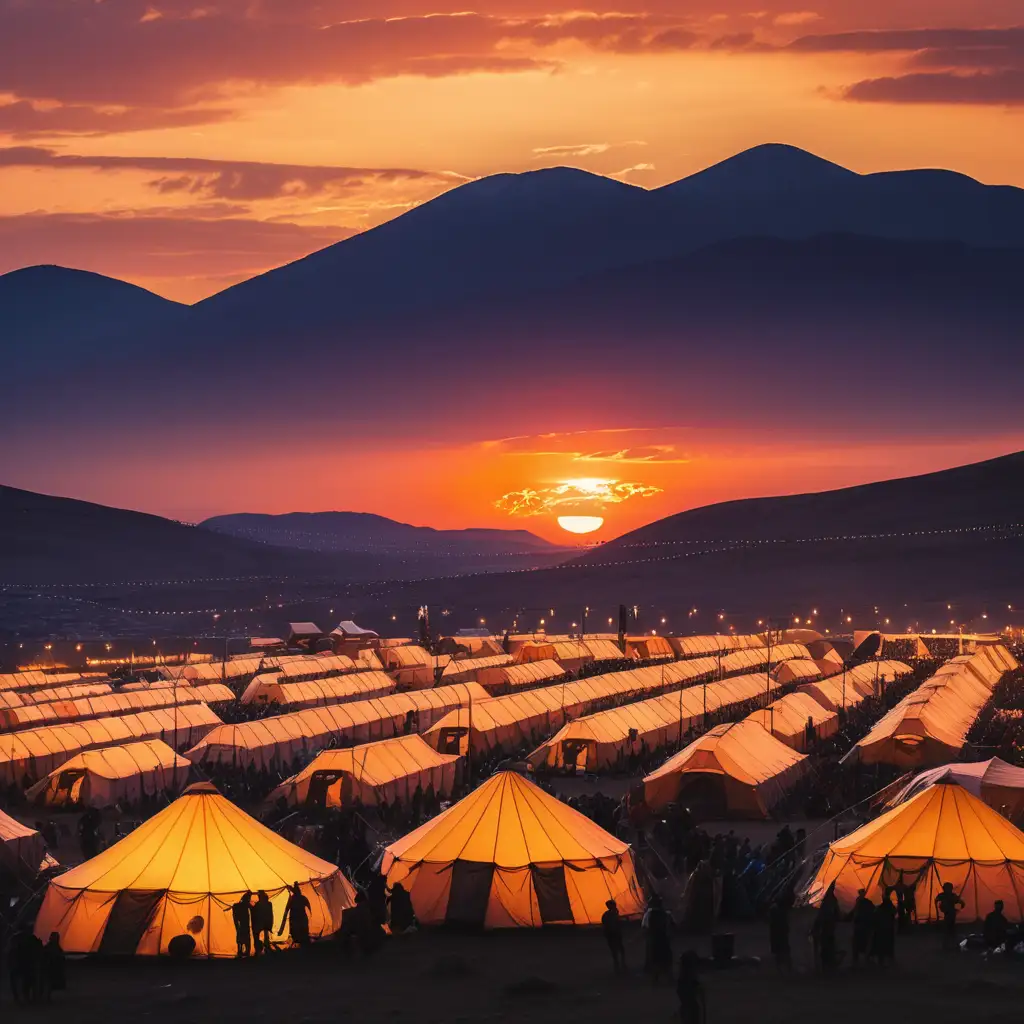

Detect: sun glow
[557,515,604,535]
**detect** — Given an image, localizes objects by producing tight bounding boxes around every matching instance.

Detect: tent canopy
[476,660,565,695]
[34,782,355,956]
[884,758,1024,823]
[746,691,839,752]
[267,734,460,810]
[381,771,642,928]
[239,670,395,709]
[643,720,808,818]
[0,809,46,878]
[806,781,1024,921]
[26,740,191,808]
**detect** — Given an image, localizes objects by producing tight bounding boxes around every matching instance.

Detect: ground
[19,915,1023,1024]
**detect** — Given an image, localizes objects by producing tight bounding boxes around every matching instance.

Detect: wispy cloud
[494,477,662,517]
[532,140,647,159]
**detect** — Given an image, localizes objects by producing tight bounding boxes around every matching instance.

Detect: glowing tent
[439,654,514,684]
[719,643,810,676]
[26,740,191,808]
[0,809,46,878]
[475,660,566,696]
[643,720,809,818]
[772,659,823,686]
[381,771,643,928]
[268,735,461,809]
[239,670,395,709]
[806,781,1024,921]
[745,692,839,753]
[626,636,675,661]
[0,704,222,785]
[883,758,1024,824]
[34,782,356,956]
[528,671,782,772]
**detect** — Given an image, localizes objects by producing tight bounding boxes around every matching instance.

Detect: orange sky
[1,3,1023,301]
[3,2,1024,541]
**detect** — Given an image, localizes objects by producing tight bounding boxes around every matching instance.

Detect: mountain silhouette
[202,511,560,557]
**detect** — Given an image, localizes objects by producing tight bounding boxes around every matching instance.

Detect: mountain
[0,265,185,375]
[202,511,562,557]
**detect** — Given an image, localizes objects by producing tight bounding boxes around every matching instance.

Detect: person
[872,889,897,967]
[811,881,841,972]
[676,950,705,1024]
[894,879,916,932]
[983,900,1009,952]
[251,890,274,955]
[602,899,627,974]
[78,807,101,860]
[232,891,253,957]
[42,932,65,998]
[934,882,964,951]
[341,891,385,956]
[387,882,415,934]
[768,888,794,972]
[279,882,311,947]
[8,926,42,1004]
[851,889,875,967]
[642,893,673,984]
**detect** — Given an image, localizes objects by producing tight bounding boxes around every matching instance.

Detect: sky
[2,1,1024,542]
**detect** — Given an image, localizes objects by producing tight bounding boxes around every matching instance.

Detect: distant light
[794,617,801,624]
[718,614,724,621]
[660,618,666,624]
[757,620,763,626]
[608,618,614,625]
[846,616,852,623]
[812,609,818,615]
[540,619,546,626]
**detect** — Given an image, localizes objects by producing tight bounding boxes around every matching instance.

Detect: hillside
[202,511,559,556]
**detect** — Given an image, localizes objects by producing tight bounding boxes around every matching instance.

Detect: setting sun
[557,515,605,535]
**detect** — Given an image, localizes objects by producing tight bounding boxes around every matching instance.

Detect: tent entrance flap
[446,861,494,927]
[56,767,88,803]
[306,770,345,808]
[531,866,573,924]
[98,890,165,955]
[677,774,729,819]
[561,740,589,771]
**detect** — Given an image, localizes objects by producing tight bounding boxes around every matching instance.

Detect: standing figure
[251,891,274,955]
[676,951,705,1024]
[850,889,875,967]
[232,891,253,958]
[279,882,312,948]
[872,890,897,967]
[769,888,795,972]
[602,899,627,974]
[934,882,964,952]
[642,893,673,984]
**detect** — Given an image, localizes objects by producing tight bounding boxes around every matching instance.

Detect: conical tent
[34,782,355,956]
[806,781,1024,921]
[381,771,643,928]
[883,758,1024,824]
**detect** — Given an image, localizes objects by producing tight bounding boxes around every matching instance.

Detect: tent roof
[888,757,1024,807]
[278,734,459,790]
[48,783,342,895]
[644,720,806,790]
[826,780,1024,863]
[332,620,378,637]
[382,771,628,870]
[0,807,39,845]
[35,739,189,782]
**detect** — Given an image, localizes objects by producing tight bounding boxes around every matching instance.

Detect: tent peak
[182,781,220,795]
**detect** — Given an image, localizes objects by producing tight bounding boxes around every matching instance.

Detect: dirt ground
[17,914,1023,1024]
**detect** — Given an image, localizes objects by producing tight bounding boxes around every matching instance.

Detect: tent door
[445,861,494,927]
[98,889,165,955]
[438,729,465,756]
[306,770,344,809]
[561,740,589,772]
[55,768,87,803]
[530,866,573,925]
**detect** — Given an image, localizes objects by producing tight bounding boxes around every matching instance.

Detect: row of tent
[0,671,107,693]
[33,769,643,955]
[845,646,1018,768]
[798,660,913,712]
[240,670,396,710]
[0,683,233,732]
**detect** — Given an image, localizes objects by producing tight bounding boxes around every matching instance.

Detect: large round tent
[34,782,355,956]
[381,770,643,928]
[806,780,1024,921]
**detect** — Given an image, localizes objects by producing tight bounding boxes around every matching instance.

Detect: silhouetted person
[872,889,897,966]
[812,881,841,972]
[769,888,794,972]
[983,900,1009,951]
[850,889,875,966]
[642,893,672,983]
[279,882,311,947]
[252,890,274,955]
[894,879,916,932]
[935,882,964,951]
[9,926,42,1004]
[387,882,415,934]
[676,950,705,1024]
[232,891,253,957]
[78,807,101,860]
[367,872,387,926]
[602,899,626,973]
[42,932,65,998]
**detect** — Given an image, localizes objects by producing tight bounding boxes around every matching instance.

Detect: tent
[475,660,566,696]
[267,735,460,810]
[0,704,222,785]
[515,641,596,673]
[626,636,675,661]
[806,781,1024,921]
[0,809,46,878]
[772,659,823,686]
[26,740,191,809]
[187,683,488,771]
[528,671,782,772]
[239,670,395,709]
[381,771,643,928]
[439,654,514,684]
[799,660,912,712]
[745,692,839,753]
[34,782,356,956]
[719,643,810,676]
[643,720,809,818]
[883,758,1024,824]
[845,653,1001,769]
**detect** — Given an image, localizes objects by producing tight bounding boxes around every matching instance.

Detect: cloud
[0,99,235,138]
[532,140,647,159]
[494,477,663,517]
[0,209,350,287]
[773,12,821,26]
[575,445,689,464]
[0,146,466,200]
[844,70,1024,105]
